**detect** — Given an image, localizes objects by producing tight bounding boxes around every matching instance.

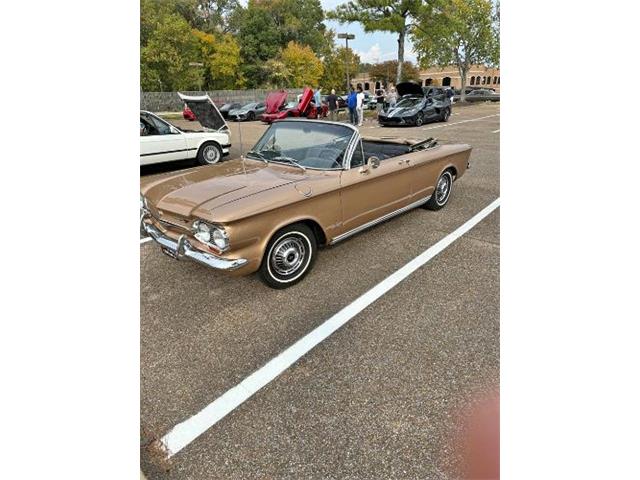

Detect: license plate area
[161,246,179,260]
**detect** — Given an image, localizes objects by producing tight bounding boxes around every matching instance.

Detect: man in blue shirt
[347,87,357,125]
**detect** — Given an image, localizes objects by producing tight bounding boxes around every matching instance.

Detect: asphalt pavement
[140,102,500,479]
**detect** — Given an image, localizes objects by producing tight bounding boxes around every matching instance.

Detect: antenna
[237,100,247,175]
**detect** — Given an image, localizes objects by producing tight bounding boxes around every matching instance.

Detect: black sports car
[378,82,452,127]
[227,101,267,121]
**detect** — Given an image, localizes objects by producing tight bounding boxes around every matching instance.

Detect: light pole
[337,33,355,93]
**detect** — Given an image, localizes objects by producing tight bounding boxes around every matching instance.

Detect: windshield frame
[248,119,359,171]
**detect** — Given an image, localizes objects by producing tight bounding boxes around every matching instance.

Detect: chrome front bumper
[140,215,247,271]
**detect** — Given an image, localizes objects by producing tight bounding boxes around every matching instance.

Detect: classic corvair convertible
[140,119,471,288]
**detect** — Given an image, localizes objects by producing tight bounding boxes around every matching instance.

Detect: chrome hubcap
[204,146,219,163]
[436,175,450,203]
[272,237,306,276]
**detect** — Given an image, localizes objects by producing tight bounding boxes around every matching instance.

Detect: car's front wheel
[425,170,454,210]
[248,111,255,121]
[197,142,222,165]
[259,223,317,289]
[415,112,424,126]
[440,107,451,122]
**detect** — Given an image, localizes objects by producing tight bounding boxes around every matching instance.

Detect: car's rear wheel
[415,112,424,126]
[425,170,454,210]
[440,107,451,122]
[197,142,222,165]
[259,223,317,289]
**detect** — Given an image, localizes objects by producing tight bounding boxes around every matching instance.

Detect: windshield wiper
[246,150,268,164]
[272,155,306,171]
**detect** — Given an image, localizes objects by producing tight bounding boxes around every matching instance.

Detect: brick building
[352,64,500,92]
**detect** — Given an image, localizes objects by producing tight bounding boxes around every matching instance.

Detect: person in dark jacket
[347,87,357,125]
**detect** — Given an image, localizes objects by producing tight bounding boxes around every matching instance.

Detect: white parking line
[140,237,152,244]
[421,113,500,131]
[159,197,501,457]
[492,129,500,133]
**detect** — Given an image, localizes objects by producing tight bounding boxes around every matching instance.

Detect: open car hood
[178,93,228,131]
[265,90,288,114]
[297,87,313,112]
[396,81,425,98]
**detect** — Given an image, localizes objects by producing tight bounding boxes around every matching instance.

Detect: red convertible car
[260,87,327,123]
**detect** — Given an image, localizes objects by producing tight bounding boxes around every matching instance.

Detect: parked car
[183,104,196,121]
[363,92,378,110]
[461,89,500,102]
[227,102,266,121]
[140,93,231,166]
[140,118,471,288]
[219,102,242,119]
[260,89,289,119]
[378,82,452,127]
[260,87,328,123]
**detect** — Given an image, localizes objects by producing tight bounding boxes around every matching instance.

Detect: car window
[396,97,423,108]
[350,140,364,168]
[141,113,171,135]
[251,121,355,169]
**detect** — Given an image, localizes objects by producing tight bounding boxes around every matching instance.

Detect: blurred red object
[460,391,500,479]
[183,104,196,121]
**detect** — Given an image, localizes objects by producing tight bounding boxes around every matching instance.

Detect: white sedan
[140,93,231,166]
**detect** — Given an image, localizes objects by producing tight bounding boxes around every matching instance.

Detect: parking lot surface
[141,102,500,479]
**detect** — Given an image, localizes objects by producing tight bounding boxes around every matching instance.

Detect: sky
[320,0,417,64]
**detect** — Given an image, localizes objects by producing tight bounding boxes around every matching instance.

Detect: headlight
[193,220,229,251]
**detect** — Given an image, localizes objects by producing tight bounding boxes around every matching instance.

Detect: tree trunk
[396,23,405,85]
[459,66,467,102]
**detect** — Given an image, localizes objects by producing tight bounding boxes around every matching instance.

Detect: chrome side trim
[329,195,432,245]
[141,215,247,271]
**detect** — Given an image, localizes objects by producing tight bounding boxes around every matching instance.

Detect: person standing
[387,87,397,109]
[347,87,357,125]
[356,86,365,126]
[327,89,338,122]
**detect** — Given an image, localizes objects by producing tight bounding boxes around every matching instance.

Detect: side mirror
[358,156,380,174]
[368,156,380,169]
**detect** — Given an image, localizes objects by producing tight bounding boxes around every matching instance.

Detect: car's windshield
[396,97,423,108]
[241,103,256,109]
[249,121,354,170]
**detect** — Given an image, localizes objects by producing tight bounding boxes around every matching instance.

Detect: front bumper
[378,114,417,126]
[140,214,247,271]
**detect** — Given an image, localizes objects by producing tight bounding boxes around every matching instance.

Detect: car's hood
[383,103,423,117]
[141,159,304,219]
[265,90,288,113]
[396,82,425,97]
[178,93,228,131]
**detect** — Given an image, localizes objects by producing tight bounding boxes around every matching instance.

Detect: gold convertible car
[140,119,471,288]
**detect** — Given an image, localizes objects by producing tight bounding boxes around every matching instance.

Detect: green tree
[233,0,333,86]
[328,1,422,84]
[141,12,203,91]
[321,47,360,93]
[412,0,499,101]
[368,60,420,85]
[280,41,324,87]
[193,29,245,89]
